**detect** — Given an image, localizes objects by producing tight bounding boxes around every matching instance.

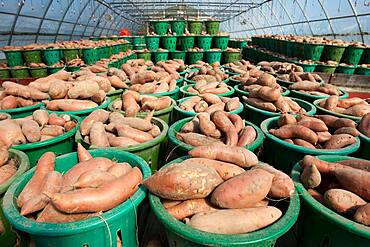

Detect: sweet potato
[301,164,321,189]
[114,117,152,131]
[237,126,256,147]
[20,171,62,215]
[116,125,153,143]
[293,138,316,149]
[89,122,109,147]
[91,90,106,104]
[200,93,222,104]
[17,98,35,107]
[45,99,98,111]
[131,71,158,84]
[108,75,128,89]
[47,114,66,126]
[108,163,132,177]
[148,125,161,137]
[0,95,18,109]
[225,97,240,111]
[0,119,26,147]
[358,113,370,137]
[36,203,97,223]
[52,167,142,213]
[252,164,295,198]
[77,143,92,162]
[257,86,281,102]
[307,189,325,204]
[316,115,356,129]
[205,102,225,114]
[243,97,276,112]
[317,131,332,142]
[181,158,245,180]
[228,113,245,133]
[162,199,182,209]
[0,162,17,185]
[197,113,221,138]
[323,96,339,111]
[122,91,140,117]
[40,125,64,137]
[278,114,296,127]
[333,166,370,200]
[188,207,282,234]
[323,134,356,149]
[80,109,110,135]
[67,81,100,99]
[189,145,259,168]
[107,133,140,147]
[143,162,223,200]
[142,96,172,111]
[334,127,359,137]
[324,189,366,214]
[211,111,238,146]
[211,169,273,208]
[64,121,77,132]
[48,79,68,99]
[354,203,370,226]
[297,120,328,132]
[0,148,9,167]
[176,132,223,147]
[166,198,216,220]
[73,170,116,188]
[21,120,41,142]
[337,97,364,108]
[3,81,48,100]
[269,125,318,145]
[337,159,370,172]
[17,152,55,207]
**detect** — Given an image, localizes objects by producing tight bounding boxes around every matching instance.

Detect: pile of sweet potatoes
[0,148,19,186]
[152,60,186,74]
[144,145,295,234]
[185,81,230,95]
[128,70,178,94]
[318,96,370,117]
[299,155,370,226]
[269,114,359,149]
[358,113,370,137]
[179,94,240,113]
[224,59,257,74]
[17,147,142,223]
[186,62,228,83]
[79,109,161,148]
[177,111,257,147]
[278,71,323,84]
[289,81,343,97]
[236,72,285,94]
[111,90,173,116]
[0,110,76,148]
[257,61,303,75]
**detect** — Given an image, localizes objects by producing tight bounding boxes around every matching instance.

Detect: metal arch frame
[35,0,54,43]
[272,0,298,35]
[252,4,280,35]
[8,1,26,45]
[53,0,78,42]
[347,0,365,43]
[262,0,285,34]
[70,0,94,39]
[294,0,314,35]
[316,0,336,38]
[81,1,103,37]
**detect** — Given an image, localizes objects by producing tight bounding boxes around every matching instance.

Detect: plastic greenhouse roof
[0,0,369,47]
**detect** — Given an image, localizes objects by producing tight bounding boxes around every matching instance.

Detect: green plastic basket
[170,51,186,61]
[223,51,240,63]
[292,42,304,59]
[174,96,243,121]
[360,47,370,64]
[96,46,104,60]
[0,150,30,247]
[62,48,79,62]
[204,50,222,64]
[313,99,362,122]
[244,97,316,127]
[66,66,80,72]
[197,36,213,50]
[335,65,357,74]
[294,62,317,73]
[143,86,180,101]
[106,89,124,101]
[289,88,348,104]
[303,43,324,61]
[234,85,290,99]
[145,36,160,51]
[187,51,203,65]
[152,20,169,35]
[108,98,175,124]
[136,51,151,61]
[355,66,370,75]
[46,98,111,120]
[260,116,360,173]
[10,67,29,78]
[0,102,43,119]
[180,84,234,97]
[4,50,24,67]
[321,45,346,62]
[82,48,98,65]
[286,41,295,57]
[133,44,146,51]
[341,46,364,65]
[12,114,80,167]
[2,149,151,247]
[120,43,129,52]
[315,64,337,74]
[48,66,64,75]
[76,117,168,171]
[358,133,370,160]
[179,36,195,51]
[152,51,169,63]
[41,48,61,66]
[234,40,249,49]
[131,36,144,45]
[170,20,186,35]
[149,156,300,247]
[161,36,177,51]
[0,68,10,79]
[29,67,48,78]
[22,49,42,64]
[205,20,220,35]
[188,20,203,34]
[213,36,229,50]
[291,155,370,247]
[111,44,121,54]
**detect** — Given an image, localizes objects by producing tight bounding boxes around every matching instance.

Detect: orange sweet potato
[40,125,64,137]
[211,111,238,146]
[333,166,370,200]
[324,189,366,214]
[80,109,110,135]
[176,132,223,147]
[115,125,153,143]
[73,170,116,188]
[301,164,321,188]
[0,119,26,147]
[21,120,41,143]
[269,124,318,145]
[323,134,356,149]
[0,162,17,185]
[197,113,221,138]
[354,203,370,226]
[0,95,18,109]
[89,122,109,147]
[0,148,9,167]
[237,126,256,147]
[77,143,92,162]
[166,198,216,220]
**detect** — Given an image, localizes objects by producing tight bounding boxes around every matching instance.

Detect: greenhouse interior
[0,0,370,246]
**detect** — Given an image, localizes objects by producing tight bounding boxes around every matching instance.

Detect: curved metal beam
[294,0,314,35]
[347,0,365,43]
[8,1,26,45]
[35,0,54,42]
[54,0,77,42]
[70,0,93,39]
[263,0,285,34]
[317,0,336,38]
[274,0,298,35]
[81,1,101,37]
